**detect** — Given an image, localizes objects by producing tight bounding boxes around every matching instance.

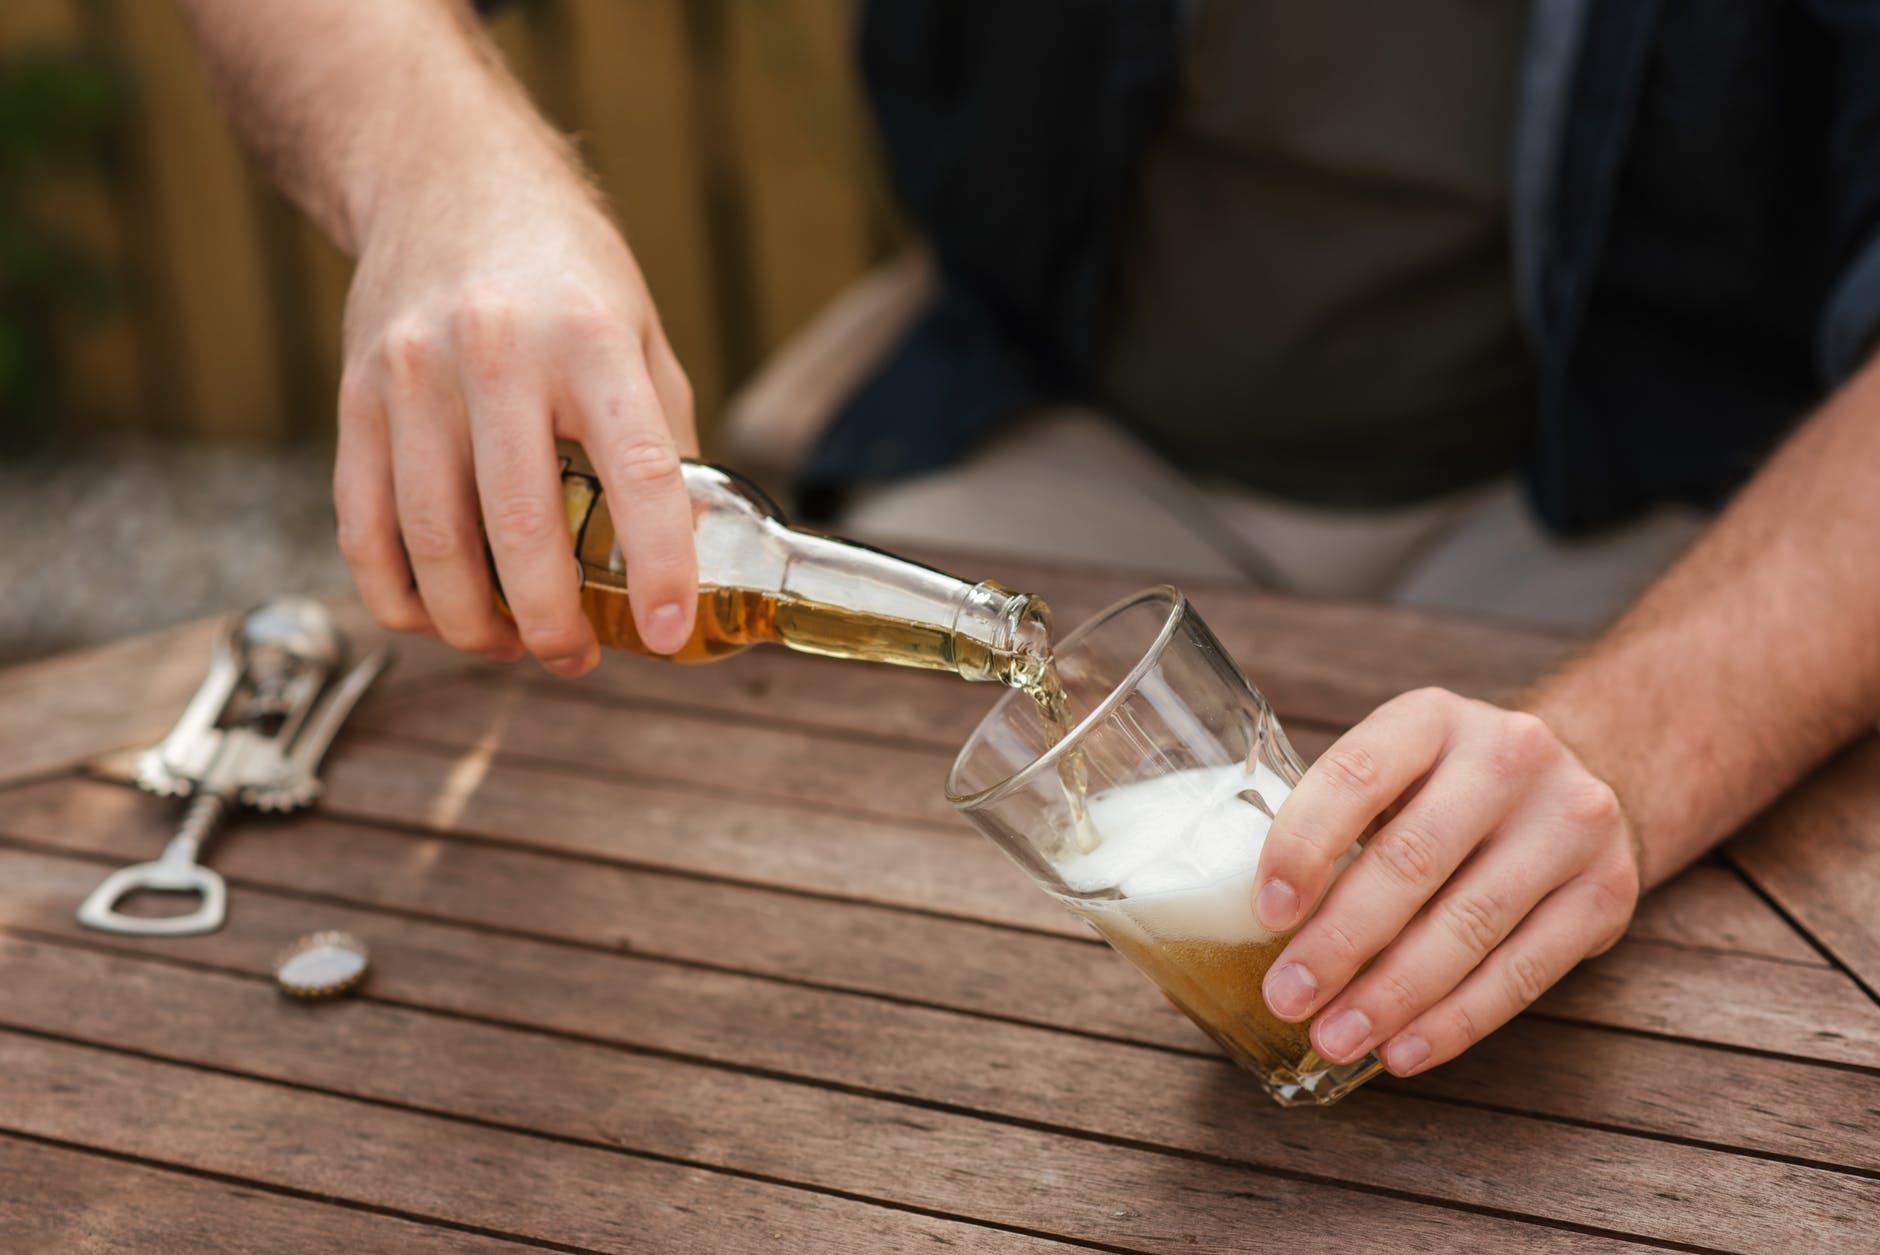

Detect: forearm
[177,0,577,254]
[1526,352,1880,888]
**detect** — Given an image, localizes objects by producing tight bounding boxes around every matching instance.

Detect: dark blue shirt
[807,0,1880,534]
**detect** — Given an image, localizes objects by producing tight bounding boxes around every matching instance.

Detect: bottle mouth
[996,591,1055,688]
[948,582,1054,684]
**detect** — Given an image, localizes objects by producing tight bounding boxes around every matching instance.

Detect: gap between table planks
[14,578,1880,1255]
[14,556,1863,998]
[13,767,1878,1074]
[1,838,1875,1181]
[3,789,1880,1247]
[0,1040,1095,1255]
[0,1132,558,1255]
[0,931,1858,1255]
[0,598,467,796]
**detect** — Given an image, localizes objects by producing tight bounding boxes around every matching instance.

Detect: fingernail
[1385,1034,1431,1076]
[1316,1008,1372,1062]
[1264,962,1317,1019]
[1256,879,1298,932]
[543,653,588,677]
[645,602,688,652]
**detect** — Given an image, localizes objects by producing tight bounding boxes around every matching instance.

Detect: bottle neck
[777,532,1052,684]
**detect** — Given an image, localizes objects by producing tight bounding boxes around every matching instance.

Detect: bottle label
[558,454,604,590]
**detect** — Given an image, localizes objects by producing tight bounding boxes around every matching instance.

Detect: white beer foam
[1053,764,1291,944]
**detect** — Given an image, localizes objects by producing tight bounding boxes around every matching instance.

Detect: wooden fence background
[2,0,898,448]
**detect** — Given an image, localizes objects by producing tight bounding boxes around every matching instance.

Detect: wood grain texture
[1623,864,1827,965]
[0,600,466,793]
[0,1033,1085,1255]
[0,1132,545,1255]
[11,581,1878,1253]
[0,934,1765,1253]
[315,733,1076,934]
[1536,939,1880,1070]
[101,726,1816,962]
[522,646,1001,749]
[4,841,1875,1183]
[1729,735,1880,996]
[8,774,1862,1071]
[352,672,967,827]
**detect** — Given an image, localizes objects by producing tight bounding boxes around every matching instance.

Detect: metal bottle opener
[76,597,388,936]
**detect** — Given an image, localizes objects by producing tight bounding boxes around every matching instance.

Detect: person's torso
[1097,0,1535,508]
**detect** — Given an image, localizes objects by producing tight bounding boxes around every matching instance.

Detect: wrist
[352,121,597,259]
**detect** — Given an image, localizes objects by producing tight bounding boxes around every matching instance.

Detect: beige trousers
[841,409,1708,632]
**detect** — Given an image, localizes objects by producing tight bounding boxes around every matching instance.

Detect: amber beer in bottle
[504,442,1059,695]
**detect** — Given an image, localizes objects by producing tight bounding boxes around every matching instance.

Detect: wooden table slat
[94,721,1822,968]
[4,843,1877,1184]
[0,1033,1089,1255]
[351,670,1016,829]
[8,575,1873,1253]
[4,931,1859,1254]
[6,777,1872,1074]
[0,938,1660,1255]
[1729,736,1880,998]
[0,600,466,795]
[0,1131,547,1255]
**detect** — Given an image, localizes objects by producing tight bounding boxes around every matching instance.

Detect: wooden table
[2,556,1876,1253]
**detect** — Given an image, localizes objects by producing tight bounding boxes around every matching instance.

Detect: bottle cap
[274,931,370,998]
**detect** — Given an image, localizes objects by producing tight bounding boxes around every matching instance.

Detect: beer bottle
[501,442,1055,689]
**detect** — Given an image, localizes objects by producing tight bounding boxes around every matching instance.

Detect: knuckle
[1399,686,1458,717]
[366,595,429,635]
[1563,776,1624,831]
[520,621,590,661]
[1320,744,1381,798]
[453,288,517,344]
[608,437,685,490]
[555,293,619,344]
[485,491,566,550]
[445,626,505,656]
[1372,816,1444,888]
[1312,917,1365,968]
[1436,890,1504,960]
[1583,863,1640,949]
[452,291,520,382]
[1444,999,1483,1047]
[1375,969,1424,1018]
[1487,712,1554,779]
[1503,949,1552,1010]
[1604,852,1643,908]
[401,517,465,565]
[380,319,438,389]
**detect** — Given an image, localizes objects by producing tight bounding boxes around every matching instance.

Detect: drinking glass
[947,586,1382,1106]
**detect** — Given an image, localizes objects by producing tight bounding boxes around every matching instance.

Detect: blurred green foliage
[0,46,124,450]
